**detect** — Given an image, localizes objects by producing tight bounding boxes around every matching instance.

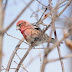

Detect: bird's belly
[27,37,45,46]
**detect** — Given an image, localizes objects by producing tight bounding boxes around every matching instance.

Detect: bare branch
[47,53,72,63]
[0,0,4,71]
[6,38,24,72]
[15,46,33,72]
[5,32,29,45]
[36,0,46,7]
[58,0,72,17]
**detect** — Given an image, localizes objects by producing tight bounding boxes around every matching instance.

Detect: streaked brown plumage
[16,20,56,46]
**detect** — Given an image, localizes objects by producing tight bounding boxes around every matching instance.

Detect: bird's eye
[18,24,21,26]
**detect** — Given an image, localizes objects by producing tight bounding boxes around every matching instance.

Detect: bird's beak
[16,26,20,30]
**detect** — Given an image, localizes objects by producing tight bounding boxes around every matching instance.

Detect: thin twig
[48,31,72,53]
[1,65,5,69]
[3,0,8,25]
[5,32,29,45]
[14,60,28,72]
[58,2,68,9]
[0,68,16,71]
[19,48,45,50]
[36,0,46,7]
[47,53,72,63]
[36,7,48,26]
[58,0,72,17]
[16,53,28,72]
[30,8,45,17]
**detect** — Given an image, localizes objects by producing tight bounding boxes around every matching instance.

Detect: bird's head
[16,20,29,30]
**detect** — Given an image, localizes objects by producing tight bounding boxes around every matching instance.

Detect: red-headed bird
[16,20,56,46]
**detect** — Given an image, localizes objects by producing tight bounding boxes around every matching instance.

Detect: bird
[16,20,56,46]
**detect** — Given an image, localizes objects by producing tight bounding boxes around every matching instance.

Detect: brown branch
[15,46,33,72]
[14,60,28,72]
[58,2,68,9]
[53,3,64,71]
[41,2,59,71]
[54,30,64,72]
[0,0,4,71]
[41,1,72,71]
[19,48,45,50]
[5,32,29,45]
[36,7,48,26]
[6,38,24,72]
[2,65,5,69]
[2,0,8,26]
[55,27,72,29]
[41,0,71,20]
[47,53,72,63]
[0,68,16,71]
[15,53,28,72]
[41,31,71,72]
[3,0,8,10]
[48,31,72,53]
[36,0,46,7]
[58,0,72,17]
[30,8,45,18]
[0,0,8,71]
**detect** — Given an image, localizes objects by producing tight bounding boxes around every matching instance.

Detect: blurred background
[0,0,72,72]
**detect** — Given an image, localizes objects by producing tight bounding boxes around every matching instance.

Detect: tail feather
[43,34,63,44]
[43,34,56,44]
[50,38,56,44]
[48,37,63,44]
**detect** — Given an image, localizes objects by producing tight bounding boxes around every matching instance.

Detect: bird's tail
[47,36,63,44]
[47,37,56,44]
[43,34,56,44]
[43,34,63,44]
